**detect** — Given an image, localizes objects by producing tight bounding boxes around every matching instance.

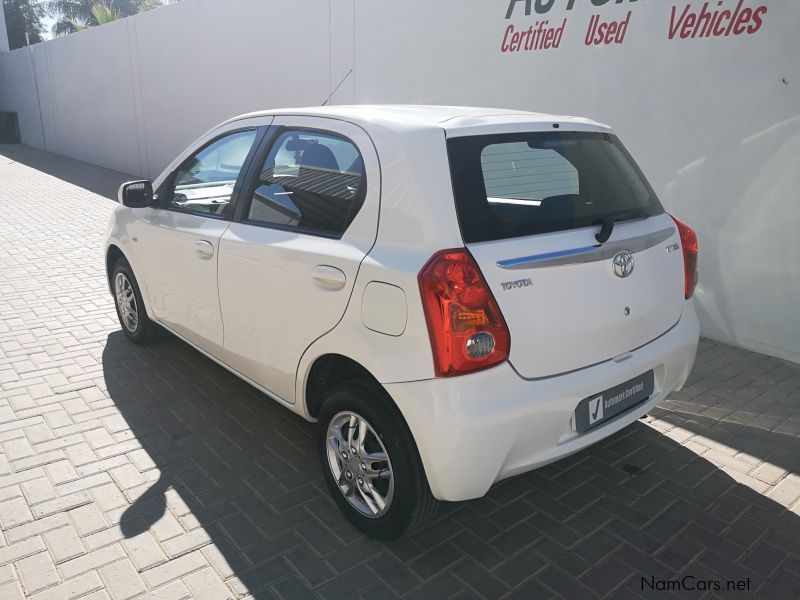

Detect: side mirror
[119,180,154,208]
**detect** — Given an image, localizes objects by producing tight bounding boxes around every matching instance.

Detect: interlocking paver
[16,551,59,595]
[59,544,127,580]
[0,536,45,567]
[44,460,79,485]
[0,580,25,600]
[122,531,168,571]
[20,477,56,505]
[0,497,35,528]
[1,144,800,598]
[161,527,216,558]
[33,493,92,519]
[27,572,104,600]
[0,484,23,503]
[43,525,86,564]
[182,567,233,600]
[5,437,35,460]
[140,550,207,589]
[135,580,191,600]
[99,560,146,600]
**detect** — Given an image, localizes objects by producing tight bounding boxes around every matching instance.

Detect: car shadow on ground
[101,331,800,599]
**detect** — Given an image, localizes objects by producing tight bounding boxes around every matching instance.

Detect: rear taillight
[418,249,510,377]
[670,214,698,299]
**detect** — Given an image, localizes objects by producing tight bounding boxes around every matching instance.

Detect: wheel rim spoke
[114,273,139,333]
[362,451,389,478]
[356,417,367,454]
[356,483,378,514]
[347,415,356,449]
[325,410,394,519]
[366,482,386,512]
[331,427,346,449]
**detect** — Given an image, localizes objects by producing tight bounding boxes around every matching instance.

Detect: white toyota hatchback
[106,106,699,539]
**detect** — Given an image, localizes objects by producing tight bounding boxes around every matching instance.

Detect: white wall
[0,4,9,53]
[0,0,798,363]
[1,0,336,175]
[350,0,800,364]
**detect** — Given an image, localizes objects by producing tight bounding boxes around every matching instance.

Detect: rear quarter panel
[295,126,466,415]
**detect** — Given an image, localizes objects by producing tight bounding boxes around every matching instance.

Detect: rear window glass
[447,132,663,243]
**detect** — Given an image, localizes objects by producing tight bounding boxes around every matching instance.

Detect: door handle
[312,265,346,290]
[194,240,215,259]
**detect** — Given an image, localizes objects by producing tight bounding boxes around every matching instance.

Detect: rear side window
[448,131,663,243]
[245,129,365,238]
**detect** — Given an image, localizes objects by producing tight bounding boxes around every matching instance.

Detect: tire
[317,381,438,540]
[111,257,160,344]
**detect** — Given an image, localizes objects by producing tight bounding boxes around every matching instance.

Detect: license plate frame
[575,370,655,434]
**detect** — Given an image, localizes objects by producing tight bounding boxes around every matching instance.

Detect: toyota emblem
[613,250,635,278]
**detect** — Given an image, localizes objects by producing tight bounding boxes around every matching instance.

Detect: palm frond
[91,2,122,24]
[52,17,85,36]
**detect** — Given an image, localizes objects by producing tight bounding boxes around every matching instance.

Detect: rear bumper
[384,302,700,501]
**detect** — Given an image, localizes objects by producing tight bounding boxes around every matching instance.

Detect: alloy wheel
[326,411,394,518]
[114,272,139,333]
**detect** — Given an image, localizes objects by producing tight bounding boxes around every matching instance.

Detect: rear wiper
[595,209,651,244]
[595,217,614,244]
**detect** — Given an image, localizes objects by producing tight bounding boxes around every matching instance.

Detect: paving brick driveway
[1,144,800,599]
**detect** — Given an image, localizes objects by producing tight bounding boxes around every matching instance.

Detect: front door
[218,117,380,403]
[133,128,261,355]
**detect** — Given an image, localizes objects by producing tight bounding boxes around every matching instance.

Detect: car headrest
[300,144,339,172]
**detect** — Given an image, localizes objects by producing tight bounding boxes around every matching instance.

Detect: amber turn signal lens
[419,249,510,377]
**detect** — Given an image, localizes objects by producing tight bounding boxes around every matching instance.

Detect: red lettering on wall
[668,1,768,40]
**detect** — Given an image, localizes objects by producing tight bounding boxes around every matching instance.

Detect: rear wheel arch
[302,353,434,492]
[304,354,382,419]
[306,356,439,537]
[316,379,438,538]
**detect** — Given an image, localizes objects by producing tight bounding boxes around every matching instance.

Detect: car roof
[227,105,611,135]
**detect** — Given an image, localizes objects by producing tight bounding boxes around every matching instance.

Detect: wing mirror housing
[119,180,154,208]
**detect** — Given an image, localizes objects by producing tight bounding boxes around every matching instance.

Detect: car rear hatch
[446,128,685,379]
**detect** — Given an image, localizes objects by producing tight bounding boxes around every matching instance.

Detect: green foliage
[91,2,121,25]
[43,0,168,36]
[3,0,45,50]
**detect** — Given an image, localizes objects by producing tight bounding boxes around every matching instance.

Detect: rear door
[447,129,685,379]
[218,117,379,403]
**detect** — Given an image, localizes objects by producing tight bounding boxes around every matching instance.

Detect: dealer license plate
[574,371,655,434]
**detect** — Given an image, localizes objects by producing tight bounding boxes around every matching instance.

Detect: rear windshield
[447,131,664,243]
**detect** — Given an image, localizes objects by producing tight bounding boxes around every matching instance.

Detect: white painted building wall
[0,0,798,363]
[0,4,9,53]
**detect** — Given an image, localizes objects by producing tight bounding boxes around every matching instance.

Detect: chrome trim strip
[496,227,675,270]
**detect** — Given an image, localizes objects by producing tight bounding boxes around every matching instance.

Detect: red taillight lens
[418,249,510,377]
[670,214,698,299]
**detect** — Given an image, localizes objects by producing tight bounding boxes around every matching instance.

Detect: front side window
[168,130,257,216]
[245,130,365,237]
[448,131,663,243]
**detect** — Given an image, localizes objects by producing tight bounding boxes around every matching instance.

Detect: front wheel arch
[106,245,155,322]
[106,245,125,295]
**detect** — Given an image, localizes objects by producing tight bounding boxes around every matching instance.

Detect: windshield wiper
[595,209,651,244]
